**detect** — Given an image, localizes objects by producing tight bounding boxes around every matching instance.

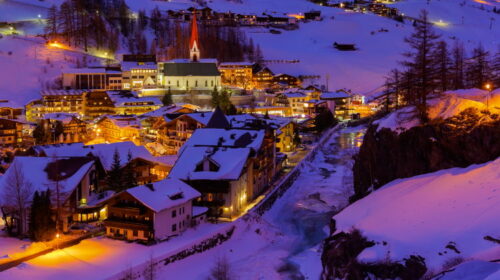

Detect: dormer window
[195,158,220,172]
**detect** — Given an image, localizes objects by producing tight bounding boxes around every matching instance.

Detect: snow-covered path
[153,126,365,280]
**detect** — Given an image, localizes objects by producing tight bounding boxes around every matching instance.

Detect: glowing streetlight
[484,83,492,109]
[38,14,42,18]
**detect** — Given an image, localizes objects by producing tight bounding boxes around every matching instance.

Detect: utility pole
[326,73,330,91]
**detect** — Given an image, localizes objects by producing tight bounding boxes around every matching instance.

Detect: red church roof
[189,12,199,50]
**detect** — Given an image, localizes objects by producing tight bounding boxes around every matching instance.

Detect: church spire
[189,11,200,62]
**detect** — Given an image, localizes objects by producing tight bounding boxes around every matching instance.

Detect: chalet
[96,115,142,144]
[43,113,88,143]
[0,156,106,235]
[218,62,254,89]
[107,91,162,115]
[83,91,115,119]
[0,100,23,119]
[252,65,275,89]
[170,125,276,219]
[273,73,302,88]
[103,178,201,241]
[228,114,297,153]
[275,91,308,117]
[29,142,176,178]
[320,91,352,120]
[169,146,253,219]
[0,118,23,146]
[304,11,321,21]
[157,107,229,155]
[25,90,84,122]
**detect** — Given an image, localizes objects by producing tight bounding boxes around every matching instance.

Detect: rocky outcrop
[320,220,427,280]
[352,108,500,201]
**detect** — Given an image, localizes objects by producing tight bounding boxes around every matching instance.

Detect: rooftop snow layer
[126,178,200,212]
[169,146,251,181]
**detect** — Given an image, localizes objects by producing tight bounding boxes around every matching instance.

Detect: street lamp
[55,233,60,250]
[484,83,491,110]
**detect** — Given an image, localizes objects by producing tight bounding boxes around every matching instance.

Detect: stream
[265,126,365,279]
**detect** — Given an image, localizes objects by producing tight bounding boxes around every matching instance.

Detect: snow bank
[438,260,500,280]
[333,158,500,272]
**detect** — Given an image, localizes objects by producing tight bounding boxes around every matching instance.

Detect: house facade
[103,179,200,241]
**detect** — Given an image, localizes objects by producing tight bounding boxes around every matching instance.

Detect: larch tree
[451,41,466,90]
[401,10,441,122]
[466,44,491,89]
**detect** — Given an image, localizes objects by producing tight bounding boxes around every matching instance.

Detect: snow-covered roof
[108,92,162,107]
[32,142,170,170]
[140,105,189,118]
[99,115,142,129]
[169,146,251,181]
[320,91,350,99]
[121,61,157,71]
[185,112,214,126]
[63,68,120,74]
[181,128,265,153]
[125,178,200,213]
[227,114,292,130]
[43,113,81,124]
[0,157,95,206]
[166,58,218,64]
[219,62,254,67]
[40,89,86,96]
[283,92,306,98]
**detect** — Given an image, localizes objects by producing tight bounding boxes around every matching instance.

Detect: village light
[485,83,492,109]
[38,14,42,18]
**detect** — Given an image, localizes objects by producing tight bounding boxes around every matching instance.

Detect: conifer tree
[451,41,466,90]
[433,40,452,93]
[107,149,123,191]
[122,150,137,190]
[162,91,173,106]
[211,86,220,108]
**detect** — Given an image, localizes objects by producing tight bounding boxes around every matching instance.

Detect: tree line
[384,10,500,122]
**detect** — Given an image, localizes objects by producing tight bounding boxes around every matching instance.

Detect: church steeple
[189,11,200,62]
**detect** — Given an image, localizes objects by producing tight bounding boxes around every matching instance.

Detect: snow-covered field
[0,235,30,260]
[334,158,500,274]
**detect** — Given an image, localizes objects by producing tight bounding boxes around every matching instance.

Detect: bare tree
[209,255,233,280]
[143,252,156,280]
[1,160,34,237]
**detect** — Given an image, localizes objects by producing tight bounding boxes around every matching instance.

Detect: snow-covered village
[0,0,498,279]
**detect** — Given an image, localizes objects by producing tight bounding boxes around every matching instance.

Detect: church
[157,12,221,94]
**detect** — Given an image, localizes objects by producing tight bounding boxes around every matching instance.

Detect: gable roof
[0,157,95,206]
[206,106,230,129]
[126,178,200,212]
[169,146,251,181]
[163,62,220,76]
[320,91,351,99]
[181,128,265,154]
[31,142,167,170]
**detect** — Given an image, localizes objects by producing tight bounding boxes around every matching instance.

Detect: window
[172,224,177,232]
[172,210,177,218]
[133,230,138,237]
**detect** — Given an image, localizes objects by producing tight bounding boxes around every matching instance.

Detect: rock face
[352,109,500,201]
[320,221,427,280]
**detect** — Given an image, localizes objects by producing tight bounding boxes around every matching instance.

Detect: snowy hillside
[333,158,500,274]
[0,0,498,105]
